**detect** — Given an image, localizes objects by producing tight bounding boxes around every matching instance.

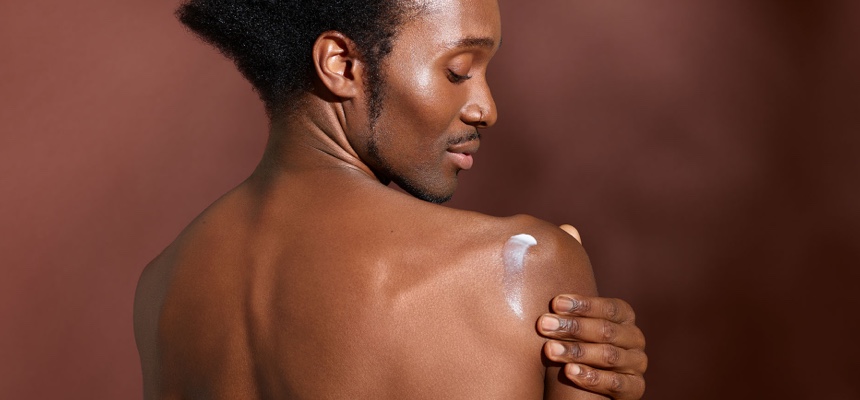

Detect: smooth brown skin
[134,0,645,398]
[542,227,647,399]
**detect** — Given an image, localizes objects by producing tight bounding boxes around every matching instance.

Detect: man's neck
[251,94,381,185]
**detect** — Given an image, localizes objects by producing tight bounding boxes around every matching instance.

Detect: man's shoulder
[428,211,598,345]
[451,211,590,261]
[474,213,599,310]
[426,208,598,295]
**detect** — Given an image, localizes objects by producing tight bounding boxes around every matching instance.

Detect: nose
[460,82,498,128]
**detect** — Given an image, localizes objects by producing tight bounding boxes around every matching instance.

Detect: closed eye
[446,69,472,84]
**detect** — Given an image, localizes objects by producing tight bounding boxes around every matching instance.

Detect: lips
[447,139,480,170]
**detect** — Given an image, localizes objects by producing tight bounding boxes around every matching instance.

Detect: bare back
[134,168,599,399]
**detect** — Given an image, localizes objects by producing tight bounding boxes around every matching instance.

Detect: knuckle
[566,342,585,359]
[605,300,620,320]
[582,368,600,386]
[602,345,621,366]
[607,375,624,395]
[577,298,592,314]
[560,317,581,336]
[601,320,617,343]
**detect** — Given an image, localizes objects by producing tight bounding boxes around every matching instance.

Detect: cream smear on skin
[503,234,537,319]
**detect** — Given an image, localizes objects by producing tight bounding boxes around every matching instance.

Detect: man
[134,0,647,398]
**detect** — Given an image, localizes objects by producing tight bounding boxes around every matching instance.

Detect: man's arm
[504,217,601,399]
[539,225,647,399]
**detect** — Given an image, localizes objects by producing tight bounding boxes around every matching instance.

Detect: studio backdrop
[1,0,858,398]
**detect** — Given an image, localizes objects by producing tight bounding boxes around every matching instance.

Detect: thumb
[558,224,582,245]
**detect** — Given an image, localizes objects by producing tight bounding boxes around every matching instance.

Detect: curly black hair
[176,0,420,119]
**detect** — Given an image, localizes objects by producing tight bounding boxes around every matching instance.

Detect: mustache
[447,130,481,146]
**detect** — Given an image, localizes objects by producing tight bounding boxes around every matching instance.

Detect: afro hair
[177,0,417,118]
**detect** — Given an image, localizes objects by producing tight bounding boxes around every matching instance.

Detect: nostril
[477,110,489,127]
[461,104,491,127]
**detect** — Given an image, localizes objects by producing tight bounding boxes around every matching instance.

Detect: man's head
[348,0,502,203]
[180,0,501,204]
[177,0,417,118]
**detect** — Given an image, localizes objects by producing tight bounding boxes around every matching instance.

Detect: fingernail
[556,296,577,312]
[540,316,560,331]
[548,342,565,357]
[569,364,582,376]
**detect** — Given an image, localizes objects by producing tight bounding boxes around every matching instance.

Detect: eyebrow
[447,36,501,50]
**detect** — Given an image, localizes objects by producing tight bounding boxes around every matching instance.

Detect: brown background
[1,0,858,398]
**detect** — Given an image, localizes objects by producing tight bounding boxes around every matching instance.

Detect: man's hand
[538,225,647,399]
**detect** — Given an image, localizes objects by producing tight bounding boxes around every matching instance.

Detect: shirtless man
[134,0,647,398]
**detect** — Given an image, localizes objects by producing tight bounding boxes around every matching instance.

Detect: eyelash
[446,69,472,84]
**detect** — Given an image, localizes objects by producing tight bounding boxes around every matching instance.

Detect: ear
[312,31,364,99]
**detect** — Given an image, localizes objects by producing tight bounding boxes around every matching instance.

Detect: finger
[544,341,648,375]
[538,314,646,351]
[558,224,582,244]
[551,295,636,325]
[565,363,646,400]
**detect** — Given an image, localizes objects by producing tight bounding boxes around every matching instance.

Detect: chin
[396,177,456,204]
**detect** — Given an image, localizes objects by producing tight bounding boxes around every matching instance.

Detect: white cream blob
[503,234,537,319]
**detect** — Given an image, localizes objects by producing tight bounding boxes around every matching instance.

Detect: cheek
[385,70,455,135]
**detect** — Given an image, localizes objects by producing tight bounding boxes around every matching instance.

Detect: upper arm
[510,216,606,399]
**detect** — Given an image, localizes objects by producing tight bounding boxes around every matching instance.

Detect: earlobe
[312,32,363,99]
